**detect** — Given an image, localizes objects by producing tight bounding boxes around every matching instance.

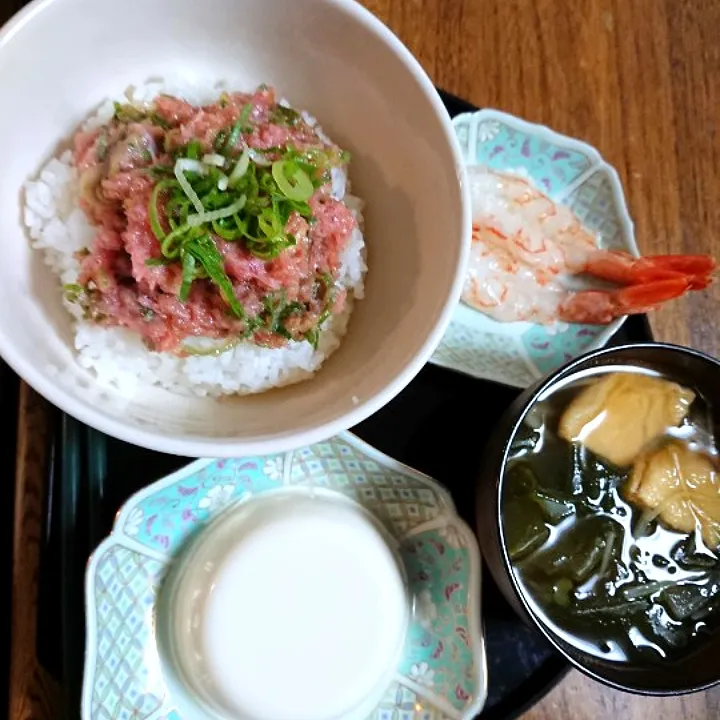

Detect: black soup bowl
[476,342,720,696]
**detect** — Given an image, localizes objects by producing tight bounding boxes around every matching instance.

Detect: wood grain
[9,385,63,720]
[5,0,720,718]
[360,1,720,717]
[364,0,720,356]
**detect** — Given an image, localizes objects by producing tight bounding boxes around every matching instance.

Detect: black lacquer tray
[25,91,656,720]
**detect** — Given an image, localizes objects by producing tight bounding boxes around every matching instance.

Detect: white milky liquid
[199,498,408,720]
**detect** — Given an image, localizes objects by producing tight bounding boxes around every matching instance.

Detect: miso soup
[503,367,720,664]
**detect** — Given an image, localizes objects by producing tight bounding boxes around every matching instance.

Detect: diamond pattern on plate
[371,681,454,720]
[562,170,628,250]
[288,437,452,536]
[91,545,167,720]
[431,320,538,388]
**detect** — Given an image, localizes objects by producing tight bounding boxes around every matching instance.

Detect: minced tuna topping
[67,85,358,354]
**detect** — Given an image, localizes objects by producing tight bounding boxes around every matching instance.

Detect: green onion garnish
[186,195,247,228]
[271,160,314,202]
[149,179,177,241]
[161,223,189,259]
[96,131,108,162]
[63,283,86,304]
[186,140,203,160]
[179,251,196,301]
[181,336,242,356]
[228,150,250,187]
[142,99,352,335]
[214,130,228,151]
[184,235,245,319]
[174,159,206,214]
[149,112,171,130]
[225,103,253,151]
[212,217,245,240]
[113,102,146,123]
[269,105,302,127]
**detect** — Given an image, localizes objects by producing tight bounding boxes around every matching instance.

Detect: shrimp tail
[558,278,696,324]
[582,250,716,287]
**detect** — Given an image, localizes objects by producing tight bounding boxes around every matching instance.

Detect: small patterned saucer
[82,433,487,720]
[430,109,637,388]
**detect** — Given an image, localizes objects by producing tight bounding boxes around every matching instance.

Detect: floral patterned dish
[82,432,487,720]
[430,109,638,388]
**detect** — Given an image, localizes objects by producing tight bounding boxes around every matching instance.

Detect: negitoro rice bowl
[0,0,470,456]
[23,79,367,398]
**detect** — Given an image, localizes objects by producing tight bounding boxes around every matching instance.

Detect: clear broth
[504,366,720,664]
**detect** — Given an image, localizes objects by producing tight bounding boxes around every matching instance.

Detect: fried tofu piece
[558,373,695,467]
[625,441,720,549]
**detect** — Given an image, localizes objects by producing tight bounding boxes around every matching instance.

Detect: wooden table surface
[5,0,720,719]
[370,2,720,718]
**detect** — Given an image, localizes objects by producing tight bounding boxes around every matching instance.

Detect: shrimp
[462,166,715,324]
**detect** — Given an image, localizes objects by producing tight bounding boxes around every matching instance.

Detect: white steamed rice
[23,80,367,398]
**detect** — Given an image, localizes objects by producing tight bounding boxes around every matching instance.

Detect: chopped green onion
[214,130,228,151]
[225,103,253,150]
[149,179,177,241]
[248,149,272,167]
[113,102,146,123]
[149,112,171,129]
[179,252,196,301]
[272,160,314,202]
[148,164,175,179]
[187,195,247,227]
[167,194,190,224]
[186,140,203,160]
[175,158,206,175]
[238,103,253,127]
[261,292,302,339]
[244,235,295,260]
[184,235,245,319]
[212,218,244,240]
[96,132,108,161]
[270,105,301,126]
[257,206,282,237]
[63,283,85,304]
[228,150,250,186]
[181,336,241,356]
[305,327,319,349]
[202,153,226,167]
[161,223,190,258]
[174,159,206,214]
[217,173,229,191]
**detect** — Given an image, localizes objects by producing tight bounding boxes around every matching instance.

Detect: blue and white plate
[82,433,488,720]
[430,109,638,388]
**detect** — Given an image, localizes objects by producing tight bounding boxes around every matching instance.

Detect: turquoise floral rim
[431,109,638,388]
[82,432,488,720]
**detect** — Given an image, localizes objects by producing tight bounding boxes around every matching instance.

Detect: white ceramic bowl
[0,0,469,456]
[159,490,410,720]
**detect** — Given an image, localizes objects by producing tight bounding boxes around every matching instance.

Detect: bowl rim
[494,341,720,696]
[0,0,472,457]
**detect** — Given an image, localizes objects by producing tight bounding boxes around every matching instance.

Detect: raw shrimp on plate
[462,167,715,324]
